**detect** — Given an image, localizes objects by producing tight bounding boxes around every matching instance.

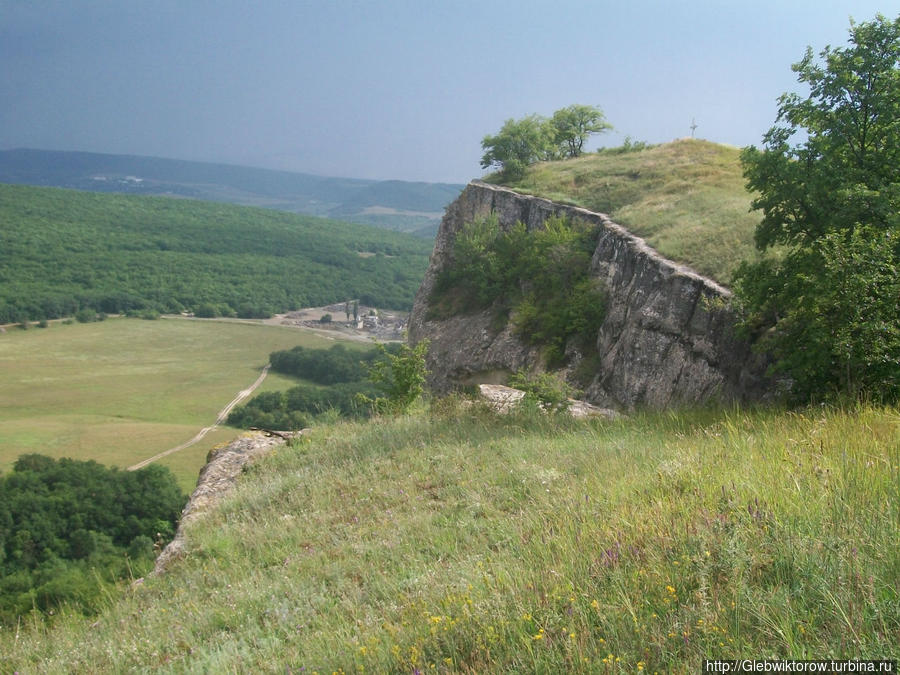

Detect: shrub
[508,369,573,413]
[193,303,218,318]
[431,214,606,364]
[74,308,96,323]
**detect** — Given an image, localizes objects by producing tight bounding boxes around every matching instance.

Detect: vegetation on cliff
[429,214,606,366]
[486,138,758,284]
[480,104,612,180]
[4,402,897,671]
[0,184,432,323]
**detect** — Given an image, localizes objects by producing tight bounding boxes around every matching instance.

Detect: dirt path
[127,364,271,471]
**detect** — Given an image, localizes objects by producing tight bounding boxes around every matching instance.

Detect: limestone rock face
[408,181,769,410]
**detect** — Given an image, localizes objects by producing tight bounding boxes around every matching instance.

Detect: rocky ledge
[408,181,769,410]
[153,430,303,575]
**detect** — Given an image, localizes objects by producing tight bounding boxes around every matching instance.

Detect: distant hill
[488,139,761,283]
[0,148,463,237]
[0,184,432,323]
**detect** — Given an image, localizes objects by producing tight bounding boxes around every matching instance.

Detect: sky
[0,0,894,183]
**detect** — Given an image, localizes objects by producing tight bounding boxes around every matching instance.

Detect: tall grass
[2,402,897,672]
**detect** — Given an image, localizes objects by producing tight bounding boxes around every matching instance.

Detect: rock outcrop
[408,181,769,410]
[153,431,301,575]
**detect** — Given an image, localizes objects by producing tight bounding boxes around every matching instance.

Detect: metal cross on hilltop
[690,118,698,138]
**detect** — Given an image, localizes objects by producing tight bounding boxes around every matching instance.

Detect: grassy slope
[4,403,897,671]
[0,317,368,491]
[491,139,761,283]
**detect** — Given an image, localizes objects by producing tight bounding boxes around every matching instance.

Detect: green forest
[0,184,432,323]
[0,455,185,624]
[227,343,400,429]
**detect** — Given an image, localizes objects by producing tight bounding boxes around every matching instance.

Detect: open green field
[4,402,897,671]
[0,317,364,490]
[491,139,762,283]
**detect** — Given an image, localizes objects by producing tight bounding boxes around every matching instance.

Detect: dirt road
[127,364,270,471]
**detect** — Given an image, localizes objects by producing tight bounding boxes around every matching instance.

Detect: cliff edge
[408,181,769,409]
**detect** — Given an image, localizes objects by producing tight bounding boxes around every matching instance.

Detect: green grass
[490,139,762,283]
[4,401,897,671]
[0,317,366,491]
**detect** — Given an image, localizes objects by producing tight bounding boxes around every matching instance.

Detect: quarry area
[266,302,408,342]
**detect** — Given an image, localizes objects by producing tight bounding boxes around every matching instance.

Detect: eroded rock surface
[153,431,300,575]
[409,181,769,410]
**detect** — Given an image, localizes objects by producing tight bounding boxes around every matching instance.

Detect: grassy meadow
[0,317,364,491]
[3,401,897,672]
[492,139,762,283]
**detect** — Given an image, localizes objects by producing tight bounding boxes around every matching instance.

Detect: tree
[359,340,430,414]
[480,115,555,179]
[733,14,900,402]
[481,105,612,178]
[550,104,612,158]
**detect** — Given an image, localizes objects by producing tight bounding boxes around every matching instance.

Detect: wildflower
[569,631,576,640]
[665,585,676,595]
[533,628,545,640]
[638,661,645,671]
[359,646,367,656]
[591,599,600,609]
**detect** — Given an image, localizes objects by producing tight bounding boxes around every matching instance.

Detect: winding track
[127,364,271,471]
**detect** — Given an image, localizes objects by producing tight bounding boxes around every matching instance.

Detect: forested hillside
[0,149,462,235]
[0,184,432,323]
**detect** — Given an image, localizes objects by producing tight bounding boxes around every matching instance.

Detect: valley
[0,317,368,491]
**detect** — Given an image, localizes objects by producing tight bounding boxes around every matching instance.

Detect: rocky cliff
[408,181,769,410]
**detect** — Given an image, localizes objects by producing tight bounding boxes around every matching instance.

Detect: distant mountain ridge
[0,148,463,237]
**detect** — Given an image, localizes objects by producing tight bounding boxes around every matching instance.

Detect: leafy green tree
[0,455,185,623]
[550,104,612,158]
[734,14,900,402]
[360,340,430,414]
[481,115,555,179]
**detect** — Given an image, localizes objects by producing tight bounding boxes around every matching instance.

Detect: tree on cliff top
[481,105,611,179]
[480,114,555,180]
[551,104,612,158]
[734,14,900,402]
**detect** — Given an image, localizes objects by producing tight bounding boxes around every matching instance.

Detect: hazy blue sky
[0,1,893,183]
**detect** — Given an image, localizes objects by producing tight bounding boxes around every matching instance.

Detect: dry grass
[492,138,761,283]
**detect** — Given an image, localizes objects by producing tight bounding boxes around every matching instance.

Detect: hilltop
[486,139,761,283]
[0,184,432,323]
[0,148,463,237]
